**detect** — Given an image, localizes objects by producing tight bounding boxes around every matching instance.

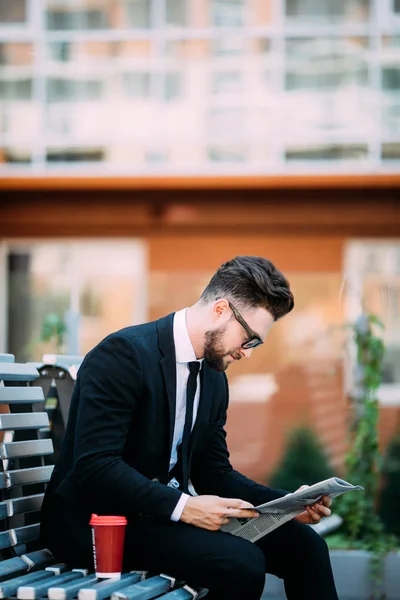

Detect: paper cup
[90,514,127,579]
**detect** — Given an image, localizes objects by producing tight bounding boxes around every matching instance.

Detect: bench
[0,354,207,600]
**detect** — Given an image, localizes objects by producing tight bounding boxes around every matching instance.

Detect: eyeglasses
[228,302,263,350]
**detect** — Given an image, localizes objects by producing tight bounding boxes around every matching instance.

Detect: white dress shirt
[169,308,203,521]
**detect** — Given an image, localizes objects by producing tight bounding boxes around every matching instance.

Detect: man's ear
[214,299,229,319]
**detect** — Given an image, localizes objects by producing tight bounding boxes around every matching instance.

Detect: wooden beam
[1,173,400,191]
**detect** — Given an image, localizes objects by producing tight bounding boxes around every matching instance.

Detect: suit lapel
[157,314,177,460]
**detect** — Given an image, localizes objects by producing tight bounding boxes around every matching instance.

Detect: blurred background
[0,0,399,518]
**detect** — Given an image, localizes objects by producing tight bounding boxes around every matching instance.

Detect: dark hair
[200,256,294,320]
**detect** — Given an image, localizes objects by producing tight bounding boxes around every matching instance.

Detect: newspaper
[220,477,363,543]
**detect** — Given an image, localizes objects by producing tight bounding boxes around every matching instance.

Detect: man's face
[204,305,274,372]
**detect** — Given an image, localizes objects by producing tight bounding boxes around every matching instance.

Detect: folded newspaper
[220,477,363,543]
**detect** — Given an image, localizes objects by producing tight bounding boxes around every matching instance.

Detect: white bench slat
[0,364,39,382]
[0,412,49,431]
[1,439,53,459]
[1,466,54,489]
[0,495,44,520]
[11,524,41,547]
[0,355,15,363]
[0,387,45,404]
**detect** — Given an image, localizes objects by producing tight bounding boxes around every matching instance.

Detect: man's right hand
[179,495,259,531]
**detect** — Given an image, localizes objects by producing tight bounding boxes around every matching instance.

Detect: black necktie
[180,361,200,494]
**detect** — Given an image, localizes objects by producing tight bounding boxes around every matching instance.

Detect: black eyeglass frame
[228,301,263,349]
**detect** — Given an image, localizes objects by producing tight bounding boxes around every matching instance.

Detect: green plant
[337,313,398,597]
[269,425,334,492]
[40,313,66,353]
[379,429,400,540]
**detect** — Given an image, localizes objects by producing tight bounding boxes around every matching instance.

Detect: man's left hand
[293,485,332,525]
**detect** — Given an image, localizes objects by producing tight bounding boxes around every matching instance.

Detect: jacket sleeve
[190,374,288,506]
[68,334,181,519]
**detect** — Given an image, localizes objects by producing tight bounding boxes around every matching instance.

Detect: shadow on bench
[0,354,207,600]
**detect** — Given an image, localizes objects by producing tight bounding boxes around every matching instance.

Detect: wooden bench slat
[9,494,44,517]
[0,413,49,431]
[20,549,54,570]
[161,589,194,600]
[1,466,54,489]
[111,576,171,600]
[0,531,13,550]
[18,571,82,600]
[12,524,41,547]
[48,575,99,600]
[78,573,142,600]
[0,495,44,521]
[0,387,45,405]
[1,439,53,459]
[0,569,54,598]
[0,556,29,583]
[0,364,39,382]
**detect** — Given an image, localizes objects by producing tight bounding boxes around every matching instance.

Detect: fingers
[320,495,332,508]
[222,498,256,510]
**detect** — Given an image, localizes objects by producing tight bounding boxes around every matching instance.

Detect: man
[40,256,339,600]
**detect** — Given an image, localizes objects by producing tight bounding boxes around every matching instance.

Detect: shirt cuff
[170,493,190,521]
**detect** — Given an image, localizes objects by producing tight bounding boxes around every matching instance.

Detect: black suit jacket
[40,313,285,559]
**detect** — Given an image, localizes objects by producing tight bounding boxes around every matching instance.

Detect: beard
[204,326,241,372]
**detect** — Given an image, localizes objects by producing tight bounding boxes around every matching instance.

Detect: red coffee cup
[90,514,127,579]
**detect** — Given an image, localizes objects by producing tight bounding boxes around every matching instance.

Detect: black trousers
[42,493,339,600]
[123,516,339,600]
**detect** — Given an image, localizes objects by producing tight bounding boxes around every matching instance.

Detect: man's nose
[240,347,254,359]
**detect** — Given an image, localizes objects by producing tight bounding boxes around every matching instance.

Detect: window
[285,144,368,161]
[122,72,150,98]
[211,0,245,27]
[46,79,103,102]
[0,79,32,100]
[344,242,400,406]
[46,9,107,30]
[0,0,27,24]
[285,0,370,24]
[166,0,187,26]
[124,0,151,29]
[1,241,147,359]
[382,67,400,91]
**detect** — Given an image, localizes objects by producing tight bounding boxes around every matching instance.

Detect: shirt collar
[173,308,203,367]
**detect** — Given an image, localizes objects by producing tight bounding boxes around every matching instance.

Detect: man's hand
[180,495,259,531]
[293,485,332,525]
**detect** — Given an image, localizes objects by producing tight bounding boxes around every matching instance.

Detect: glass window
[4,241,147,361]
[46,79,103,102]
[285,0,370,25]
[285,38,369,91]
[211,0,245,27]
[46,147,104,163]
[124,0,151,28]
[122,72,150,98]
[382,67,400,91]
[46,8,108,30]
[0,79,32,100]
[208,144,246,162]
[166,0,187,26]
[164,72,182,102]
[0,147,31,164]
[285,144,368,161]
[382,143,400,160]
[0,0,27,25]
